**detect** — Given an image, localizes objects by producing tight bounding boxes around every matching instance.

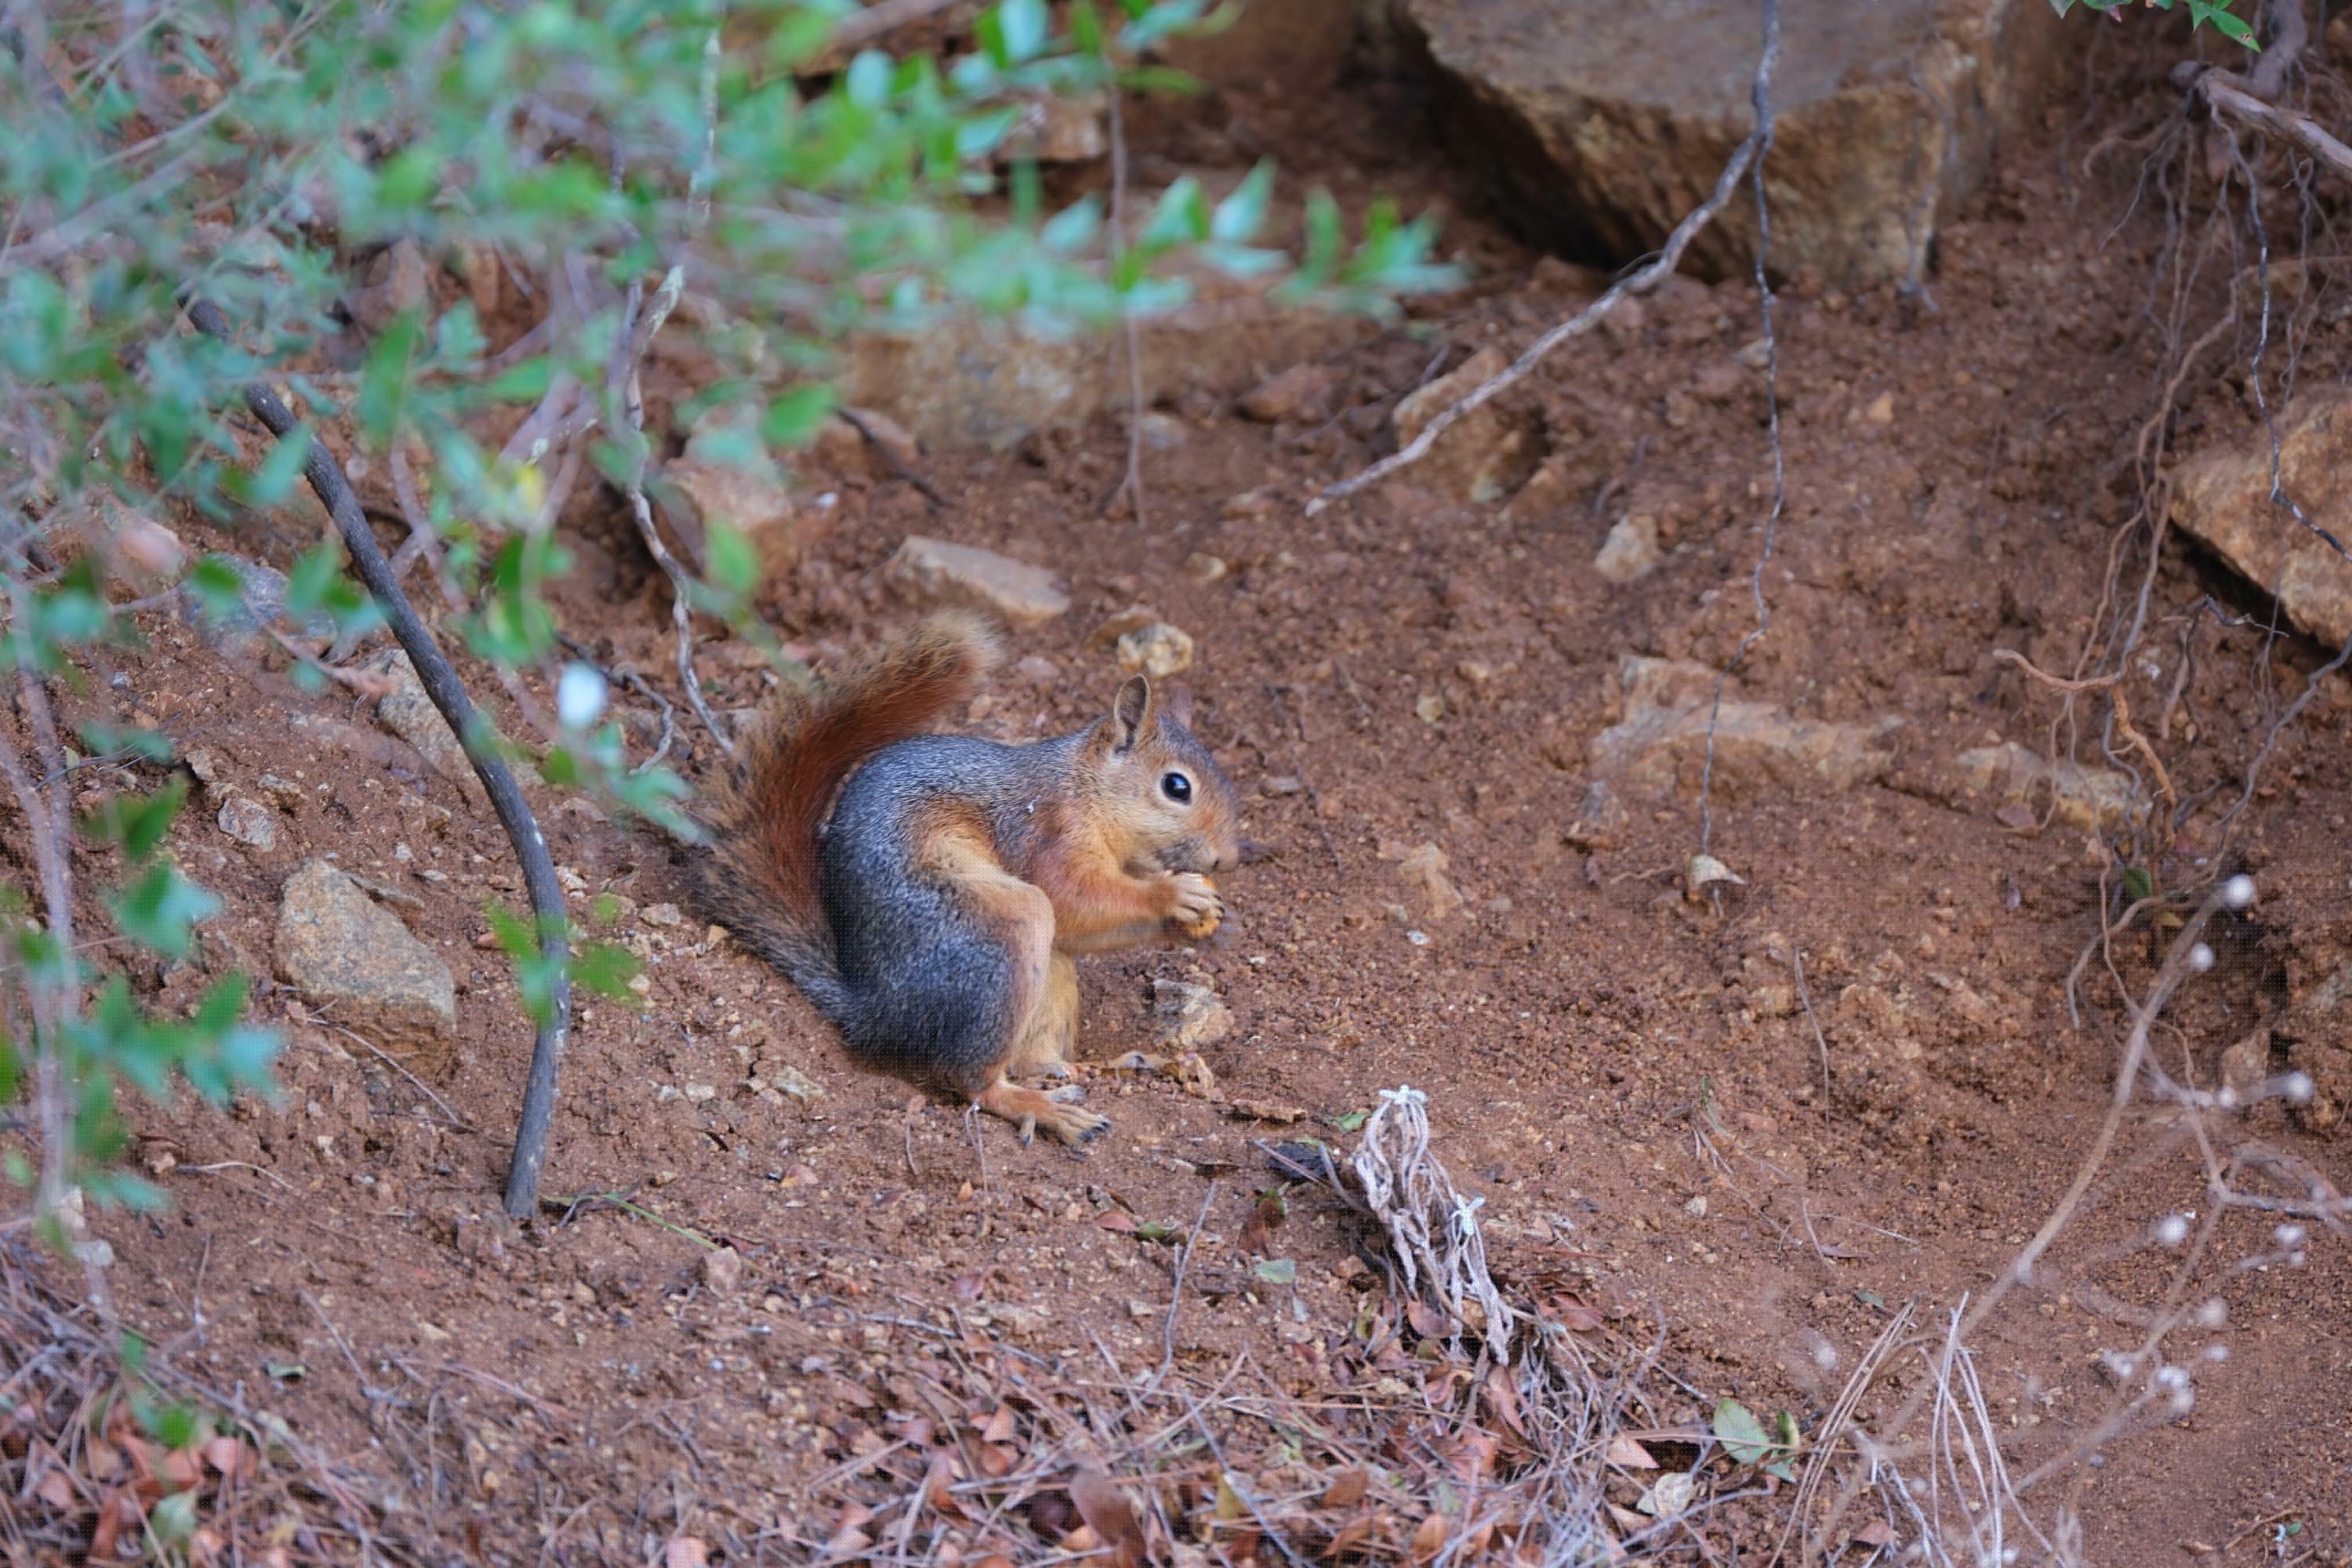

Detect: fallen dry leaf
[1096,1209,1139,1234]
[1069,1470,1147,1568]
[1225,1098,1307,1124]
[1605,1436,1659,1469]
[978,1405,1016,1445]
[1320,1468,1368,1510]
[1410,1512,1450,1563]
[662,1537,709,1568]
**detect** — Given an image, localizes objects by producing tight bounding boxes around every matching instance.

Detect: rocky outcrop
[2174,395,2352,652]
[1399,0,2070,286]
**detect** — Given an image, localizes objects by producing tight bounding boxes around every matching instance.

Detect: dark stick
[185,299,573,1221]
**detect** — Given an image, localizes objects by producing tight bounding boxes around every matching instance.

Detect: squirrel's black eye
[1160,771,1192,804]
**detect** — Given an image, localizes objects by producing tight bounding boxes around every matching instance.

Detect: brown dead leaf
[201,1436,245,1477]
[1482,1366,1528,1439]
[663,1537,710,1568]
[1404,1299,1452,1340]
[978,1443,1018,1479]
[978,1405,1016,1445]
[91,1489,129,1557]
[86,1437,124,1479]
[1994,802,2038,832]
[1069,1470,1147,1568]
[1445,1429,1499,1484]
[1606,1502,1650,1535]
[1096,1209,1139,1234]
[924,1450,965,1518]
[1328,1514,1377,1556]
[162,1446,205,1491]
[34,1466,76,1510]
[1853,1519,1897,1548]
[1550,1298,1606,1332]
[1605,1436,1658,1469]
[971,1557,1018,1568]
[1240,1189,1286,1257]
[1410,1512,1450,1563]
[1320,1468,1369,1510]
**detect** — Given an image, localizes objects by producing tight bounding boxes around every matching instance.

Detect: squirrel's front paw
[1167,872,1223,940]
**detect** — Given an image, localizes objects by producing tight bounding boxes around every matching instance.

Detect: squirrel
[688,613,1243,1146]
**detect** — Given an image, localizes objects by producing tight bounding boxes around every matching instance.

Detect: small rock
[701,1246,746,1297]
[1135,412,1190,451]
[2173,392,2352,650]
[1414,694,1445,725]
[275,860,456,1044]
[1565,780,1628,849]
[660,406,832,576]
[216,795,279,851]
[1860,391,1896,426]
[1949,742,2138,831]
[1589,656,1900,801]
[768,1063,826,1104]
[1683,1196,1708,1218]
[1261,775,1303,797]
[255,774,304,808]
[1396,842,1466,923]
[350,238,430,334]
[1115,622,1194,679]
[1011,655,1061,688]
[1152,978,1234,1051]
[1088,605,1163,651]
[1184,552,1229,584]
[2219,1029,2271,1103]
[1594,514,1663,585]
[182,746,224,787]
[366,651,488,811]
[885,536,1069,627]
[1392,346,1541,503]
[1239,363,1341,423]
[643,902,685,927]
[996,89,1108,163]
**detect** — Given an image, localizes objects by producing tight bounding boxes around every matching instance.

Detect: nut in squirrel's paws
[1167,872,1223,940]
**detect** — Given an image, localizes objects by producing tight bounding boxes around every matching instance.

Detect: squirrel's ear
[1110,675,1152,752]
[1160,682,1194,731]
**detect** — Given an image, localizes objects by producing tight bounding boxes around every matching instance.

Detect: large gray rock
[1399,0,2069,287]
[275,860,456,1044]
[2174,396,2352,652]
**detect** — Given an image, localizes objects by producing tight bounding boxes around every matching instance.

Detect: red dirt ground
[9,12,2352,1567]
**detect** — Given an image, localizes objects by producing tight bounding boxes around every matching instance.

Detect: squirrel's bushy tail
[690,613,1000,1025]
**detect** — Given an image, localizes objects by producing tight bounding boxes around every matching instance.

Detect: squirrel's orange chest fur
[1016,802,1176,953]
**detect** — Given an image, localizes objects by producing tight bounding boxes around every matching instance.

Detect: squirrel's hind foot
[978,1079,1111,1146]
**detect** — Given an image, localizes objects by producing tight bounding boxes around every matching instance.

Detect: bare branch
[183,298,575,1222]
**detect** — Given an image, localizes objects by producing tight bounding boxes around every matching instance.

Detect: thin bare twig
[618,30,735,759]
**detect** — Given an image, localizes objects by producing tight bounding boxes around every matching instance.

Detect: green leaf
[185,555,249,623]
[1330,1109,1369,1132]
[79,777,187,861]
[1139,175,1210,252]
[77,723,176,764]
[484,356,554,402]
[762,383,835,447]
[573,940,642,1002]
[706,521,760,597]
[996,0,1048,63]
[1253,1257,1297,1286]
[2121,866,2155,906]
[246,425,315,506]
[110,862,220,960]
[150,1490,198,1544]
[1210,161,1274,245]
[1714,1398,1772,1465]
[376,148,439,210]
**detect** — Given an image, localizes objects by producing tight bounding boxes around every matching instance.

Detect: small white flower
[2283,1072,2314,1105]
[557,662,608,731]
[2152,1214,2189,1248]
[2275,1223,2307,1250]
[2220,873,2256,910]
[2187,942,2215,974]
